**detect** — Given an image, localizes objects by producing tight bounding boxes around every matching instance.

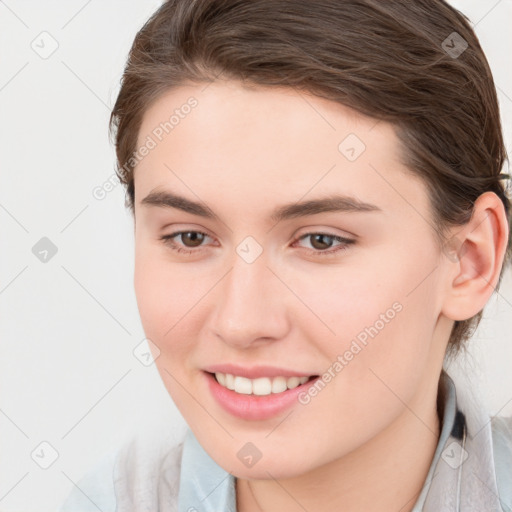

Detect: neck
[236,372,442,512]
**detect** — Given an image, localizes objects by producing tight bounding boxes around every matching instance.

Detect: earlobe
[441,191,509,321]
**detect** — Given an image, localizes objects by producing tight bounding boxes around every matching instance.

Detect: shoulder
[490,415,512,510]
[492,414,512,448]
[59,448,118,512]
[59,430,186,512]
[114,429,185,511]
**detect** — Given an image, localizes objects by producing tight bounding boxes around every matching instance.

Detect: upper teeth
[215,372,310,395]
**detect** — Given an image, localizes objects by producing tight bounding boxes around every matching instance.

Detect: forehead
[137,80,384,153]
[133,80,430,224]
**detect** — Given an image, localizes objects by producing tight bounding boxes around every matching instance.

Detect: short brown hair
[109,0,511,355]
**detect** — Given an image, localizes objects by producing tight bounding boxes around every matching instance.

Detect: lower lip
[204,371,320,421]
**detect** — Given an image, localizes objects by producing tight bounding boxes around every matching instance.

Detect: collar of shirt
[177,370,504,512]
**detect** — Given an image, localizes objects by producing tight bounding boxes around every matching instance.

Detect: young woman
[60,1,512,510]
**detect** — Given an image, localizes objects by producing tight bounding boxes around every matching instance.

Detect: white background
[0,1,511,510]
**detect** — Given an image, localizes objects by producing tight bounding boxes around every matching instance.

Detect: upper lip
[203,363,317,379]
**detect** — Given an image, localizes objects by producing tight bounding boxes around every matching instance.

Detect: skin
[132,80,508,511]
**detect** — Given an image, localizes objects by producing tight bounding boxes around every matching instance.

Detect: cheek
[133,241,216,402]
[134,249,198,414]
[318,254,441,411]
[286,250,432,348]
[133,243,193,375]
[134,240,199,337]
[299,244,441,380]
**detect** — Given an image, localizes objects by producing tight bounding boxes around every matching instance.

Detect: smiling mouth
[209,371,319,396]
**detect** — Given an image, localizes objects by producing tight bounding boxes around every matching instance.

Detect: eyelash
[159,230,355,257]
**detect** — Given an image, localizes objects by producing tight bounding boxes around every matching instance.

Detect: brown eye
[309,234,336,250]
[159,230,212,254]
[179,231,206,247]
[293,232,356,257]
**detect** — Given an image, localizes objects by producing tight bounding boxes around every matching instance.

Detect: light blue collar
[411,369,460,511]
[177,428,236,512]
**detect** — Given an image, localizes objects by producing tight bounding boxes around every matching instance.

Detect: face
[133,80,452,479]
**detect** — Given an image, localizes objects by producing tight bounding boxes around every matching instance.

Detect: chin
[201,438,316,480]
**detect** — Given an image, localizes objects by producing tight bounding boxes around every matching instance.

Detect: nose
[210,249,291,349]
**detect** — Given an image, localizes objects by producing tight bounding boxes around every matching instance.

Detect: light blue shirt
[60,370,512,511]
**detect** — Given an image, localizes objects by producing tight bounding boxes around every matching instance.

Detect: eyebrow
[140,189,381,223]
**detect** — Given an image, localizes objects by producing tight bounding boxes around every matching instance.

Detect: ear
[441,191,509,321]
